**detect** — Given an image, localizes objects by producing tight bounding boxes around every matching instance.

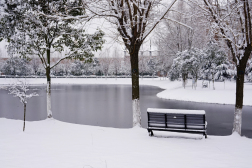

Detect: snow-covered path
[0,118,251,168]
[1,77,252,106]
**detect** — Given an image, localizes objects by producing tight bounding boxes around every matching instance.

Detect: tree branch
[142,0,177,41]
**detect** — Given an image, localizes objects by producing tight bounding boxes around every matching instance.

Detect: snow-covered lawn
[0,118,251,168]
[1,78,252,167]
[156,80,252,106]
[1,77,252,106]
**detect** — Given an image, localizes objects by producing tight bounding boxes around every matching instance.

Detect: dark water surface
[0,84,251,138]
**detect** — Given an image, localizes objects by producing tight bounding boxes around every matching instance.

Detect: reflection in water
[0,84,251,138]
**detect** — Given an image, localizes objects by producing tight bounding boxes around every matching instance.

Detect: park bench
[147,108,207,138]
[202,81,208,88]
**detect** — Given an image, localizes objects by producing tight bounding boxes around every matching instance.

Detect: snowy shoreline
[1,77,252,106]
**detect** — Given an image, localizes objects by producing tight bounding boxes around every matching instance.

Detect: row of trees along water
[1,0,252,136]
[2,47,252,84]
[0,54,161,77]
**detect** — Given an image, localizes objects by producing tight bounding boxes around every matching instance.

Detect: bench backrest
[147,112,206,130]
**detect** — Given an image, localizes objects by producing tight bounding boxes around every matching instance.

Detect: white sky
[85,18,158,58]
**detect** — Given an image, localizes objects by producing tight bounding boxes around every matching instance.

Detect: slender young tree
[202,0,252,135]
[86,0,178,126]
[1,0,104,118]
[99,52,112,78]
[8,81,38,131]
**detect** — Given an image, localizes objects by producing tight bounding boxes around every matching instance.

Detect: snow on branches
[85,0,178,127]
[7,80,38,131]
[1,0,105,118]
[199,0,252,135]
[169,48,204,88]
[202,0,252,64]
[169,42,234,89]
[2,0,105,70]
[86,0,177,49]
[8,80,38,104]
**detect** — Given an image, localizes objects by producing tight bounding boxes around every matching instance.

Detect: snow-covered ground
[0,118,251,168]
[1,77,252,106]
[1,78,252,167]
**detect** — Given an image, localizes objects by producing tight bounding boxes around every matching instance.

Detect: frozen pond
[0,84,252,138]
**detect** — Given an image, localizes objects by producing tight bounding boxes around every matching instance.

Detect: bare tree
[139,53,149,78]
[155,0,209,77]
[111,48,122,79]
[201,0,252,135]
[8,81,38,131]
[121,56,131,76]
[99,50,112,78]
[30,57,40,76]
[86,0,178,126]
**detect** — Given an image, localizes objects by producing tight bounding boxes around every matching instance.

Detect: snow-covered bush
[70,60,84,76]
[30,58,40,76]
[36,64,46,76]
[246,59,252,82]
[1,57,32,76]
[169,60,180,81]
[147,58,158,76]
[201,41,231,89]
[215,64,236,81]
[51,64,67,76]
[169,48,204,88]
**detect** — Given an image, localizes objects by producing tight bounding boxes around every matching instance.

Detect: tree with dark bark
[202,0,252,135]
[86,0,178,126]
[1,0,104,118]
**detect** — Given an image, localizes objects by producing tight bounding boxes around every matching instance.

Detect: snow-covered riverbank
[0,118,251,168]
[1,77,252,106]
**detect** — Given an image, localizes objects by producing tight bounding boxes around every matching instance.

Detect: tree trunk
[130,46,141,127]
[23,103,26,132]
[182,73,187,89]
[46,48,52,118]
[232,64,246,135]
[232,43,251,135]
[46,67,52,118]
[212,73,215,90]
[195,75,198,89]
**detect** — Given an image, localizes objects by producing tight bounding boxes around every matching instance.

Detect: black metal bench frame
[147,110,207,138]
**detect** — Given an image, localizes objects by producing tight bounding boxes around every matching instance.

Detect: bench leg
[150,130,154,136]
[204,133,207,139]
[148,129,154,136]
